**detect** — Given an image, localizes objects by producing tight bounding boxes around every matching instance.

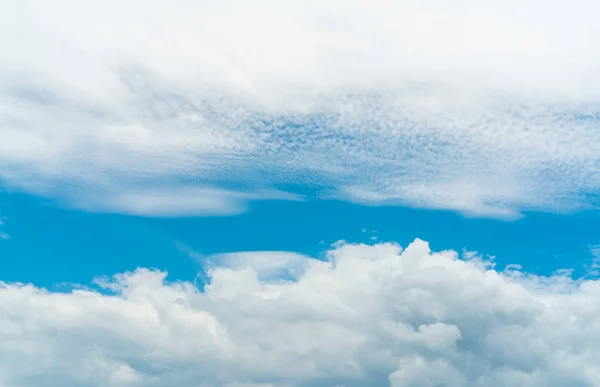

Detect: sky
[2,0,600,386]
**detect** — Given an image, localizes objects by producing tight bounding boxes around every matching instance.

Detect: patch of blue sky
[2,188,599,291]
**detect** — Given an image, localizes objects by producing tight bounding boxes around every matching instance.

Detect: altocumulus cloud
[2,0,600,218]
[2,239,600,386]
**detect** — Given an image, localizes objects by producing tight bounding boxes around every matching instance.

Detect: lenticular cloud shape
[1,239,600,386]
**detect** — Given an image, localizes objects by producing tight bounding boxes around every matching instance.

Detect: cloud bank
[2,0,600,217]
[2,239,600,386]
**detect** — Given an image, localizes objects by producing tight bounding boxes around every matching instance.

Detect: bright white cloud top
[2,239,600,386]
[2,0,600,218]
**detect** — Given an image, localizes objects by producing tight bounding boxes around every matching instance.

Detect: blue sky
[2,189,600,289]
[3,1,600,386]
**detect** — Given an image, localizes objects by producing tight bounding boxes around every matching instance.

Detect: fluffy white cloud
[2,0,600,218]
[2,239,600,386]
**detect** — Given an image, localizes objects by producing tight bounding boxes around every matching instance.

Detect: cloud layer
[2,239,600,386]
[2,0,600,217]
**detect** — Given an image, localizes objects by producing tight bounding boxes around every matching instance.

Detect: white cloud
[207,251,318,281]
[586,245,600,277]
[3,239,600,386]
[0,218,8,240]
[2,0,600,217]
[69,187,303,217]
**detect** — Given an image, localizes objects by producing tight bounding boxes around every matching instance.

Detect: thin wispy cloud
[0,218,8,240]
[1,0,600,218]
[71,187,303,217]
[586,244,600,277]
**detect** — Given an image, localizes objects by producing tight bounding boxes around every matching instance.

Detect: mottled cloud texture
[2,0,600,217]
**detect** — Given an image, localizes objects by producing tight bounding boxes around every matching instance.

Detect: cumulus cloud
[2,239,600,386]
[2,0,600,217]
